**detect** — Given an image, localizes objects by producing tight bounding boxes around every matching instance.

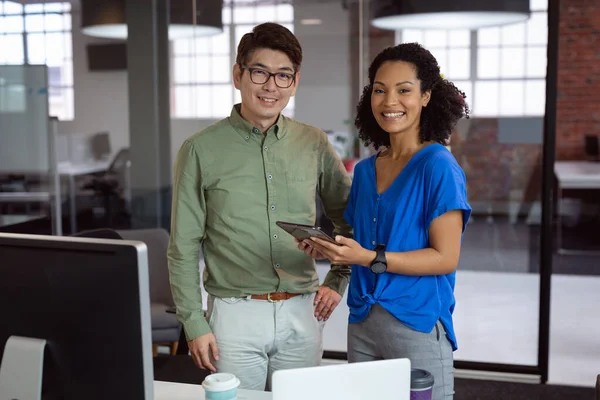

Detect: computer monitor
[271,358,412,400]
[0,233,154,400]
[584,135,599,162]
[90,132,111,161]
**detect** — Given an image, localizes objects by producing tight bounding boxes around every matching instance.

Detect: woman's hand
[308,236,376,267]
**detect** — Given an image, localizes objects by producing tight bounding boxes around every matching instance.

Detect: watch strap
[373,244,386,265]
[369,244,387,274]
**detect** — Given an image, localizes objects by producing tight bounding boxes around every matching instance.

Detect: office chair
[116,228,182,356]
[81,148,131,227]
[72,228,123,240]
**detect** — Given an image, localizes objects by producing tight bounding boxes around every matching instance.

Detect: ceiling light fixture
[300,19,323,25]
[81,0,223,40]
[370,0,531,30]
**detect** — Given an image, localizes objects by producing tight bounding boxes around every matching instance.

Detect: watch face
[371,262,386,274]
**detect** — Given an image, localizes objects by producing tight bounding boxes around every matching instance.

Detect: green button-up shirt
[167,104,352,340]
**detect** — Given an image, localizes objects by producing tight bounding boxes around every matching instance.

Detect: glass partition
[0,64,61,235]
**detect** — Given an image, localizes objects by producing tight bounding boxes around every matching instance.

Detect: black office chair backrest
[104,148,131,193]
[109,148,130,172]
[117,228,172,306]
[72,228,123,240]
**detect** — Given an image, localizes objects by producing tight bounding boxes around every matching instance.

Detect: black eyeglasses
[241,65,296,88]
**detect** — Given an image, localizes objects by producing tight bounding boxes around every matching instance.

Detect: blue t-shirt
[344,143,471,351]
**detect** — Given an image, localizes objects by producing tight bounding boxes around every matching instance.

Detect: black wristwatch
[369,244,387,274]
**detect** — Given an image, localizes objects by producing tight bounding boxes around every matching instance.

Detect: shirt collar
[228,103,287,142]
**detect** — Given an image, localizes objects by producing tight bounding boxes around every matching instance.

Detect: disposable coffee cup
[410,368,434,400]
[202,373,240,400]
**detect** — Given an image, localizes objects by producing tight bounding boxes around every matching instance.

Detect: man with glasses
[168,22,352,390]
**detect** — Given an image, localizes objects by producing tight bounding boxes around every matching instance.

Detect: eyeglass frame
[240,65,297,89]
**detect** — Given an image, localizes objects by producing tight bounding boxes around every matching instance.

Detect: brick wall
[450,120,541,214]
[556,0,600,160]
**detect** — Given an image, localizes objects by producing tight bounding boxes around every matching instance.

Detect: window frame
[395,7,548,118]
[0,1,74,120]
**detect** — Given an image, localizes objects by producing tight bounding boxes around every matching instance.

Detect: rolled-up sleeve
[317,134,353,296]
[167,140,210,340]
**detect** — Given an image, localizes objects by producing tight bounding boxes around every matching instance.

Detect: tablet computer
[276,221,340,246]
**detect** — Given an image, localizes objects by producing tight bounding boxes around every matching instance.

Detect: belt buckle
[267,293,280,303]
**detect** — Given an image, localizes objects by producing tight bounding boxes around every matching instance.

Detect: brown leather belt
[250,292,301,302]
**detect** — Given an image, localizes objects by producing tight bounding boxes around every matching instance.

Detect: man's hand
[314,286,342,321]
[188,332,219,372]
[296,238,327,260]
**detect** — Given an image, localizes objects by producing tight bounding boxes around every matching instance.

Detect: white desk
[154,380,271,400]
[554,161,600,254]
[0,160,110,234]
[57,160,110,176]
[554,161,600,189]
[57,160,111,233]
[0,214,45,228]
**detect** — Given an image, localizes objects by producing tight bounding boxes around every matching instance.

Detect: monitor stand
[0,335,47,400]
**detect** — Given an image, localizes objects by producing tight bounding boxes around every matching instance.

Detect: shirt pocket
[284,159,317,215]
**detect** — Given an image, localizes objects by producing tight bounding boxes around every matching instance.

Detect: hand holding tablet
[276,221,341,246]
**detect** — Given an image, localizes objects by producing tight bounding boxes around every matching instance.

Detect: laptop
[271,358,411,400]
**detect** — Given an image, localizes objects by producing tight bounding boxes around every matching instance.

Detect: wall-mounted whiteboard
[0,65,49,173]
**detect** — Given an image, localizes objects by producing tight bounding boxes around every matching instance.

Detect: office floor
[454,271,600,387]
[455,217,599,387]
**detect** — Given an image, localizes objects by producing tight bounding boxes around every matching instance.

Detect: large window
[396,0,548,117]
[397,29,474,114]
[171,0,294,119]
[0,1,73,120]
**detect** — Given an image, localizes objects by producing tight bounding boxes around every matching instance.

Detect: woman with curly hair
[299,43,471,399]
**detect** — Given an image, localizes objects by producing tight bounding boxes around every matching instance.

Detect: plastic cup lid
[410,368,434,389]
[202,373,241,392]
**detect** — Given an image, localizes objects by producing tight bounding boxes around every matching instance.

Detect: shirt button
[275,263,281,268]
[252,128,260,134]
[230,297,235,301]
[373,218,377,222]
[245,136,249,140]
[270,205,276,211]
[268,174,273,179]
[264,146,268,151]
[273,234,278,239]
[372,240,376,245]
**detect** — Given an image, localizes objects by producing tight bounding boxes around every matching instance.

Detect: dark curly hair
[355,42,469,149]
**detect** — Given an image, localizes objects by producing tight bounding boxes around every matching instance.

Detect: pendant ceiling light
[81,0,223,40]
[370,0,530,30]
